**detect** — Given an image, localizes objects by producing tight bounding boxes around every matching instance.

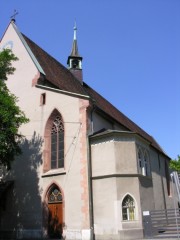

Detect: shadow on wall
[0,132,44,239]
[48,209,63,238]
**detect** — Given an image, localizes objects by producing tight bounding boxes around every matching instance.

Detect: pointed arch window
[44,110,64,172]
[143,151,149,176]
[122,195,135,221]
[51,115,64,169]
[138,148,150,176]
[138,149,143,170]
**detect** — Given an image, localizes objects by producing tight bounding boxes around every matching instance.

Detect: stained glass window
[138,148,150,176]
[122,195,135,221]
[48,187,62,203]
[51,115,64,169]
[138,150,142,169]
[144,152,149,176]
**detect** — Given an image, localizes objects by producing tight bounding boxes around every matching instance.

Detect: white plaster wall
[115,140,137,174]
[93,177,143,239]
[91,138,137,177]
[150,150,175,210]
[116,177,142,229]
[138,177,154,211]
[0,22,90,237]
[1,23,40,109]
[0,22,44,233]
[93,178,118,235]
[91,141,116,177]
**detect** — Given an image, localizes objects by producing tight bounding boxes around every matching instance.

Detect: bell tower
[67,23,83,83]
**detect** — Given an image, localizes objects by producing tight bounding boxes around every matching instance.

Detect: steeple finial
[73,21,77,40]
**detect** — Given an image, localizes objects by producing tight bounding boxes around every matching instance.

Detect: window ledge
[42,169,66,178]
[139,174,152,179]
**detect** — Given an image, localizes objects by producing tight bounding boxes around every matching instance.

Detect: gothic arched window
[122,195,135,221]
[143,151,149,176]
[44,110,64,172]
[138,149,143,174]
[51,115,64,169]
[137,148,150,176]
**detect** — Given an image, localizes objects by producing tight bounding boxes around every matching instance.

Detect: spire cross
[10,10,18,22]
[73,22,77,40]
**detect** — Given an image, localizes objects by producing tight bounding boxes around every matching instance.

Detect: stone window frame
[137,146,151,177]
[43,109,65,172]
[122,194,136,221]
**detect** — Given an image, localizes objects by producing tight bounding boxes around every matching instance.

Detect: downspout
[87,105,96,240]
[87,136,95,240]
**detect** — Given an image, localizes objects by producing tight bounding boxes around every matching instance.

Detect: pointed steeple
[70,22,79,57]
[67,22,83,83]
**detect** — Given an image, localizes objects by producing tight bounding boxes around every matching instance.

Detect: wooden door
[47,186,63,238]
[48,202,63,238]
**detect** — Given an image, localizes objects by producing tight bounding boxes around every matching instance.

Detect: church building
[0,20,174,240]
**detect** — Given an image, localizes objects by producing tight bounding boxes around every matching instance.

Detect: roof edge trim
[11,22,46,75]
[89,129,170,159]
[35,84,90,99]
[89,130,150,144]
[92,173,150,180]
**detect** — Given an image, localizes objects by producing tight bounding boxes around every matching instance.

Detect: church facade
[0,21,174,240]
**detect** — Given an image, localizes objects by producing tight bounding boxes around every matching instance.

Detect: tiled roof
[23,34,86,95]
[22,34,166,156]
[83,83,165,153]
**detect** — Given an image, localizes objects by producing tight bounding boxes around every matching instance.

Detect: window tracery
[48,187,62,203]
[137,147,150,176]
[44,110,64,172]
[122,195,135,221]
[51,114,64,169]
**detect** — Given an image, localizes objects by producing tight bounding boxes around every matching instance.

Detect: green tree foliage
[0,48,29,169]
[170,155,180,172]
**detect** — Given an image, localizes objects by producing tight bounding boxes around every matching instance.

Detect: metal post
[170,172,180,239]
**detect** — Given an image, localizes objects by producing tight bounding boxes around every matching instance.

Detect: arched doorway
[47,185,63,238]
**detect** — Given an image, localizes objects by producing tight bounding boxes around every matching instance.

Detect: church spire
[69,22,80,58]
[67,22,83,83]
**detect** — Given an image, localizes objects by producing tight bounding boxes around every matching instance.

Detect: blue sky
[0,0,179,159]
